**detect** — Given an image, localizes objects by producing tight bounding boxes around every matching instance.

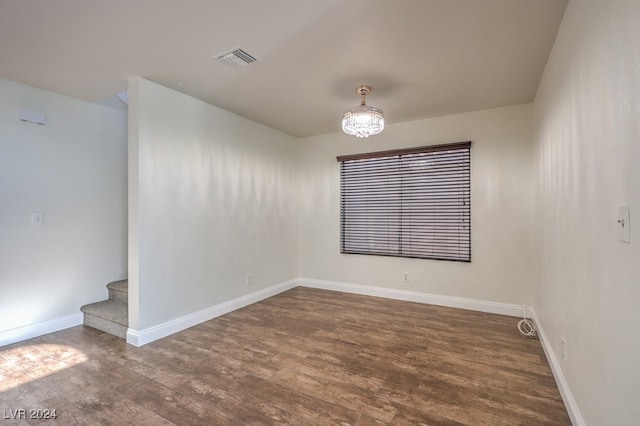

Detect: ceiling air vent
[216,48,258,67]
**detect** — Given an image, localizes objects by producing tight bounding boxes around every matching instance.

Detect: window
[337,141,471,262]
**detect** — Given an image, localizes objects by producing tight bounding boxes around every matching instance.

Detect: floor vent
[216,48,258,67]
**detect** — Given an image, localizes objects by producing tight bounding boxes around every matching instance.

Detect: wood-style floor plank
[0,287,570,424]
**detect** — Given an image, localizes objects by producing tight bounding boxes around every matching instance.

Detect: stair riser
[84,313,127,339]
[84,314,127,339]
[108,289,128,304]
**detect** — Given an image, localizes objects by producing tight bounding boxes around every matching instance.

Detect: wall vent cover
[216,48,258,67]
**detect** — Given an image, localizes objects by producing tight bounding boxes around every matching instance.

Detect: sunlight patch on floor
[0,344,88,393]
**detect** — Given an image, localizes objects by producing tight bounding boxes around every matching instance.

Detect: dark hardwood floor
[1,287,569,425]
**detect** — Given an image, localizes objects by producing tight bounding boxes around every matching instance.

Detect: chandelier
[342,85,384,138]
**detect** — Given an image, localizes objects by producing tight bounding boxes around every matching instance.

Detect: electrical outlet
[246,273,252,286]
[560,337,566,360]
[403,272,409,282]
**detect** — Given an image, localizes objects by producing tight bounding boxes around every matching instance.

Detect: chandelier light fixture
[342,85,384,138]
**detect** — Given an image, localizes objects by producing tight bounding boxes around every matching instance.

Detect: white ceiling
[0,0,568,138]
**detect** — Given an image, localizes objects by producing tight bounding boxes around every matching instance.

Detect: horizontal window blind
[337,141,471,262]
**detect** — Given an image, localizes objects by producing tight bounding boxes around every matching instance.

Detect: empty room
[1,0,638,424]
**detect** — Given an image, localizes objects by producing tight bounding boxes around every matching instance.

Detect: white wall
[297,104,534,306]
[128,78,298,330]
[0,78,127,334]
[533,0,640,424]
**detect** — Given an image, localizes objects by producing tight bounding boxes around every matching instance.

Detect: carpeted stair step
[81,300,128,339]
[107,279,128,304]
[81,278,128,339]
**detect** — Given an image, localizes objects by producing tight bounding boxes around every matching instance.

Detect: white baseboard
[300,278,524,317]
[530,308,585,426]
[126,278,299,347]
[0,313,83,347]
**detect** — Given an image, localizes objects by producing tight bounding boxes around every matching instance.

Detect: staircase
[80,279,128,339]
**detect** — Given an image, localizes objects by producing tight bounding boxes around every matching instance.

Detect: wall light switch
[31,211,44,226]
[618,205,630,243]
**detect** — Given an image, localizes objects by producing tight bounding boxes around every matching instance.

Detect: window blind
[337,141,471,262]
